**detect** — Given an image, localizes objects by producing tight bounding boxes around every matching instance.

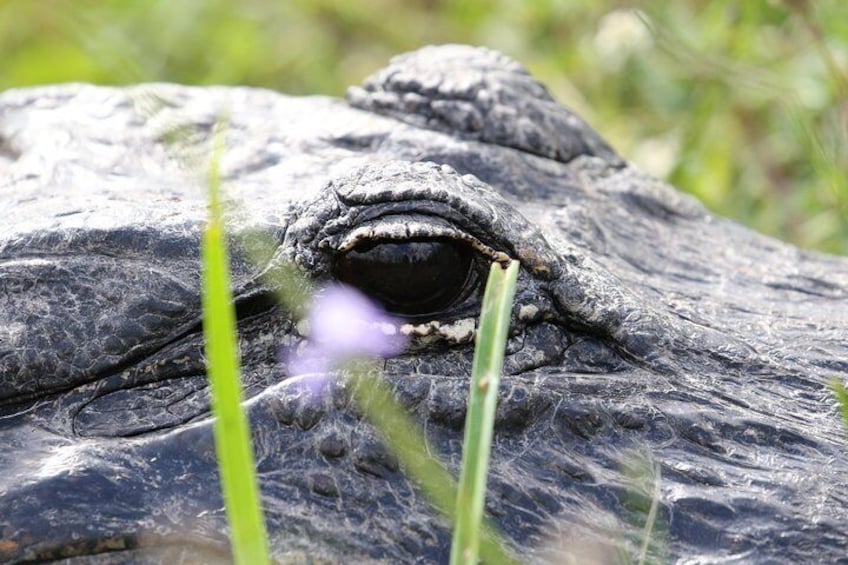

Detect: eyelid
[332,214,512,265]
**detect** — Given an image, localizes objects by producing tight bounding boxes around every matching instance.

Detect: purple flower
[281,284,407,386]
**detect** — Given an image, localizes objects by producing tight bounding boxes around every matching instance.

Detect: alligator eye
[333,238,476,317]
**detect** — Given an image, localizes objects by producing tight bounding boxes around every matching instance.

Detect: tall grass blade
[831,379,848,433]
[201,120,270,564]
[451,261,520,565]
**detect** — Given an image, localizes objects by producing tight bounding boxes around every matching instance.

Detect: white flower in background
[632,133,680,180]
[594,9,653,71]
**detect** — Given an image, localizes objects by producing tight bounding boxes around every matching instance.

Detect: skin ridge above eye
[282,160,555,279]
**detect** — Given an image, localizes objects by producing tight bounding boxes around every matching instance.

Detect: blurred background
[1,0,845,253]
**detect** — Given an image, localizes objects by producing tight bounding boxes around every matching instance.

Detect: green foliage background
[2,0,845,253]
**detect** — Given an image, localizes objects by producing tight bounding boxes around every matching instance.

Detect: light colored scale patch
[248,328,284,350]
[400,317,476,345]
[518,304,539,321]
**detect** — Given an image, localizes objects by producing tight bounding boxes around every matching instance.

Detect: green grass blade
[201,120,270,565]
[451,260,520,565]
[831,379,848,433]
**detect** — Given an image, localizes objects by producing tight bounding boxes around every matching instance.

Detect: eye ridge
[333,237,478,318]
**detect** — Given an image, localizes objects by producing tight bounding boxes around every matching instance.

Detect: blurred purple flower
[309,284,406,359]
[281,284,407,388]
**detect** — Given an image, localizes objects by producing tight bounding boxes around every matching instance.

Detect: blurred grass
[1,0,845,253]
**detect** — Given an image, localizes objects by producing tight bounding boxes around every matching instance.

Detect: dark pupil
[334,239,473,317]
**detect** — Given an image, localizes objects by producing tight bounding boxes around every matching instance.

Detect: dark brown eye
[333,238,476,317]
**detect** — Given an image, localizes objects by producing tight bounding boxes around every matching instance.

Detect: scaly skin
[1,45,847,563]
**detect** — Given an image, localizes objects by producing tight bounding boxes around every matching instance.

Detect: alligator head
[1,45,847,563]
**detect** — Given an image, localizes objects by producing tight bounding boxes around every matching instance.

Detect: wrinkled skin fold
[1,45,847,563]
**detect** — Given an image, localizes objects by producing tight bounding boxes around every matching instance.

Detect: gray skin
[1,45,847,563]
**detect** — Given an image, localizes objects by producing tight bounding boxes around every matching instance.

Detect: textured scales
[1,45,847,563]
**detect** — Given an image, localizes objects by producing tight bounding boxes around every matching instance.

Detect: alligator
[1,45,847,563]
